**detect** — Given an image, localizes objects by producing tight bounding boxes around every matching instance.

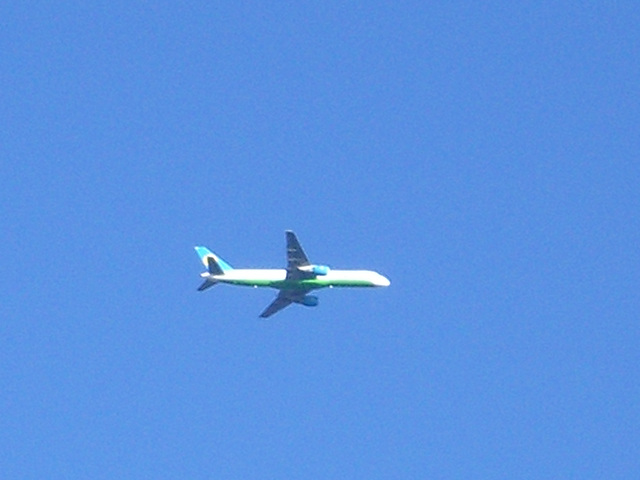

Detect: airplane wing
[260,231,315,317]
[259,289,306,318]
[286,230,310,269]
[286,230,312,281]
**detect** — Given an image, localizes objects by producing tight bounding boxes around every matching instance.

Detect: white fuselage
[206,269,390,289]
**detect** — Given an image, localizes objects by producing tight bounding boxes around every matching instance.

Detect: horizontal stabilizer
[197,278,218,291]
[207,256,224,276]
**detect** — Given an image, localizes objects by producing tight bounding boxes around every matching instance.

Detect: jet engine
[299,264,330,275]
[301,295,319,307]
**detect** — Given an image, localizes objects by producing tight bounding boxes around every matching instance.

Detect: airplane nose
[375,275,391,287]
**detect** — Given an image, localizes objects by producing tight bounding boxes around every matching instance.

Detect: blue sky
[1,2,638,478]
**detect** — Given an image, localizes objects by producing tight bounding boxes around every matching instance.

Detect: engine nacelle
[312,265,330,275]
[301,295,319,307]
[299,264,330,276]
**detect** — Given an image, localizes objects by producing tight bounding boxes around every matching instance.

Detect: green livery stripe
[224,278,375,289]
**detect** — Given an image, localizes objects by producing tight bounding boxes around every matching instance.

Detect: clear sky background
[1,2,638,478]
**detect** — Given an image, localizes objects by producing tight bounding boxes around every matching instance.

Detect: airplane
[194,230,390,318]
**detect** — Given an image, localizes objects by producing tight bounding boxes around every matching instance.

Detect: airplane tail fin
[194,246,234,275]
